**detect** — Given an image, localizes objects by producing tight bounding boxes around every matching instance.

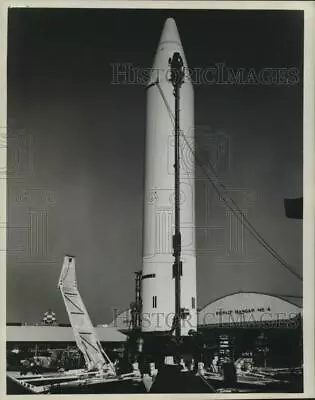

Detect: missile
[141,18,197,335]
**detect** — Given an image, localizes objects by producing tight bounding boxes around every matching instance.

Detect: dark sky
[7,8,303,325]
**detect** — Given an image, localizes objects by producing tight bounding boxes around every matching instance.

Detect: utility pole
[169,52,185,341]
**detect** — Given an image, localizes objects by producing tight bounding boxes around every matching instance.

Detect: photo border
[1,1,314,399]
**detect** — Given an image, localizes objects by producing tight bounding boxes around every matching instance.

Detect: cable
[181,131,302,282]
[195,147,300,279]
[154,81,302,282]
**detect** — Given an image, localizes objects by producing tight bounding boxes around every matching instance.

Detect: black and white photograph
[3,1,314,396]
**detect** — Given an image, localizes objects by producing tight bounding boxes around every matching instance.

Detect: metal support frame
[169,52,185,341]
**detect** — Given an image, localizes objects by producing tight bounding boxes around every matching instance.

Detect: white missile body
[141,18,197,335]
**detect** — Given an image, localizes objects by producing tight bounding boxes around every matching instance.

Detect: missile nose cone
[148,17,192,87]
[159,17,182,46]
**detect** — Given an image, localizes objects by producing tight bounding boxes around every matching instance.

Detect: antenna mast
[169,52,185,341]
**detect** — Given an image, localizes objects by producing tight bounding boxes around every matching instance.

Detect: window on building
[192,297,196,309]
[152,296,157,308]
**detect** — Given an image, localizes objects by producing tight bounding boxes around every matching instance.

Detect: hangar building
[109,291,302,368]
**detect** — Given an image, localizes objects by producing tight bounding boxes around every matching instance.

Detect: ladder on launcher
[58,255,116,375]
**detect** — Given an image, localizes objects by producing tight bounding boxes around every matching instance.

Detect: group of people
[19,358,41,375]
